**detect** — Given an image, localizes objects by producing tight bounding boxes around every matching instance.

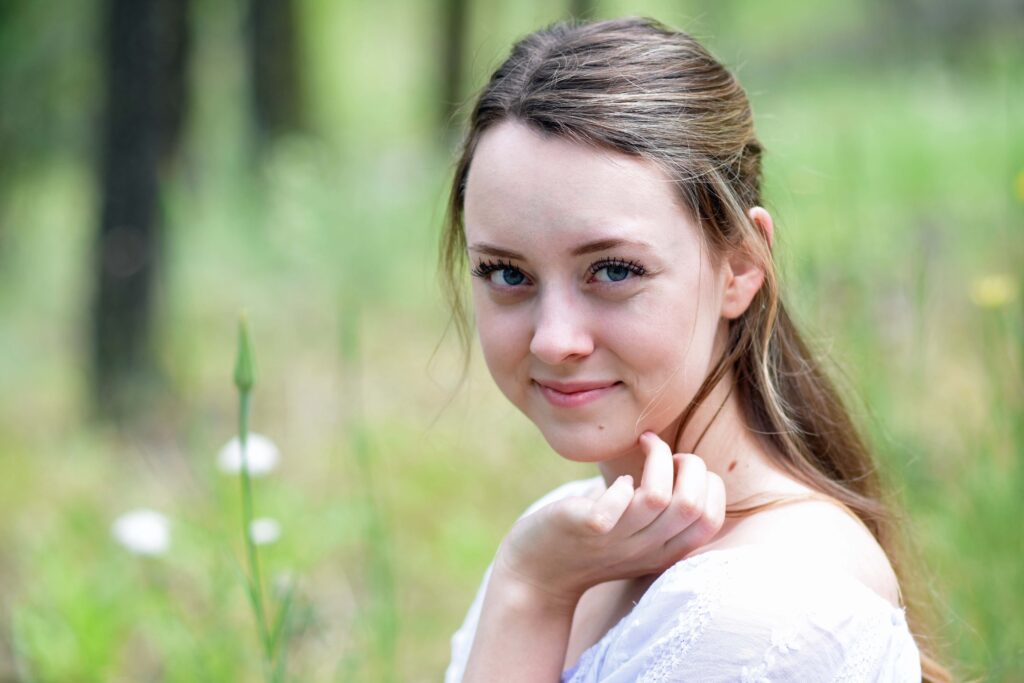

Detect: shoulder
[697,548,920,683]
[578,546,920,682]
[697,498,902,607]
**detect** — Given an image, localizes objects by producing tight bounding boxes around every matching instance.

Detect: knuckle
[697,511,723,537]
[585,512,614,535]
[681,452,707,473]
[638,489,671,511]
[673,496,700,520]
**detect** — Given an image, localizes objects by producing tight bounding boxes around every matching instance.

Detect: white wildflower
[217,433,280,476]
[111,508,171,556]
[249,517,281,545]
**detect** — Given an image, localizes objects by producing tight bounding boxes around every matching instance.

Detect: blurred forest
[0,0,1021,680]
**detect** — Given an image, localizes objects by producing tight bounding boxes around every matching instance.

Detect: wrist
[463,554,580,681]
[492,551,582,617]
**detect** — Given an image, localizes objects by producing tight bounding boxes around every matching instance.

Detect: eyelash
[471,258,518,280]
[588,258,647,280]
[469,258,647,284]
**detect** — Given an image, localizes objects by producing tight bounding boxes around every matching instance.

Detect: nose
[528,288,595,365]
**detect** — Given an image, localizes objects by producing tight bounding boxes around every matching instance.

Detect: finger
[674,452,707,513]
[661,471,727,563]
[583,474,634,535]
[706,472,727,534]
[638,452,708,542]
[617,432,674,536]
[638,432,674,510]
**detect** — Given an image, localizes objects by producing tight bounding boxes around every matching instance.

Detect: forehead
[463,120,698,252]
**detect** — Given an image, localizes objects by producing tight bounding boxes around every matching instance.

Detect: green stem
[239,390,273,669]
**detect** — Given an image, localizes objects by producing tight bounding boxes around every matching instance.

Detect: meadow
[0,1,1021,681]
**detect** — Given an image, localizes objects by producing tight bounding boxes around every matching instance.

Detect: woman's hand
[463,431,726,681]
[494,431,727,606]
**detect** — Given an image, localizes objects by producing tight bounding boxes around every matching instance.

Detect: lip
[533,379,622,408]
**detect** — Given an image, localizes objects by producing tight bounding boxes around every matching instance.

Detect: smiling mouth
[534,381,622,408]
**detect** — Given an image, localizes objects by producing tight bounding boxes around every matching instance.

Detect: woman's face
[463,121,731,462]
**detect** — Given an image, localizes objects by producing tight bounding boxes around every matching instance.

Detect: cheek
[621,291,719,394]
[474,302,530,385]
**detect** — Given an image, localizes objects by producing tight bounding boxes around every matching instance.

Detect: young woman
[440,17,948,682]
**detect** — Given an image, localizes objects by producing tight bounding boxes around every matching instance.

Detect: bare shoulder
[697,499,902,608]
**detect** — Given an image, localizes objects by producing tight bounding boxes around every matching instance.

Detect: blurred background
[0,0,1021,680]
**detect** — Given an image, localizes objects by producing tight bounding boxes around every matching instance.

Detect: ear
[747,206,774,249]
[719,207,774,320]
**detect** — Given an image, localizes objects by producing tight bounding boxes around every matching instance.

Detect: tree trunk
[440,0,468,137]
[91,0,189,419]
[246,0,303,145]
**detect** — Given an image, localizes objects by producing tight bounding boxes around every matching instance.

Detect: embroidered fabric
[445,476,921,683]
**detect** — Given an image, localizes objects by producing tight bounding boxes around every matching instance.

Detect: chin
[536,421,637,463]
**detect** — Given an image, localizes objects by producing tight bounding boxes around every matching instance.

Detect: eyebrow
[468,237,654,259]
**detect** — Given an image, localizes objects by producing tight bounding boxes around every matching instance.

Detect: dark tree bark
[440,0,468,136]
[92,0,189,419]
[246,0,303,144]
[157,0,190,166]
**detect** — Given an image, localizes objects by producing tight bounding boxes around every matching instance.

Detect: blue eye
[471,259,530,287]
[589,258,646,283]
[490,268,525,286]
[597,264,630,282]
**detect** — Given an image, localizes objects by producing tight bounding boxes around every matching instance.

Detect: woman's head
[462,119,769,461]
[442,17,779,458]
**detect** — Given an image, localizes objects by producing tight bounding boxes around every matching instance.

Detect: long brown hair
[439,17,949,681]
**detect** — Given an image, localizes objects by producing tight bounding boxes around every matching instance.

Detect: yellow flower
[970,274,1018,309]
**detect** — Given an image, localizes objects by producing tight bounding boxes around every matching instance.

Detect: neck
[597,371,785,506]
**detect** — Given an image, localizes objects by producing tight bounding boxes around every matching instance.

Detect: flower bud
[234,313,256,393]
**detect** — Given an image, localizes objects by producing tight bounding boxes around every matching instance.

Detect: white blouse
[445,476,921,682]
